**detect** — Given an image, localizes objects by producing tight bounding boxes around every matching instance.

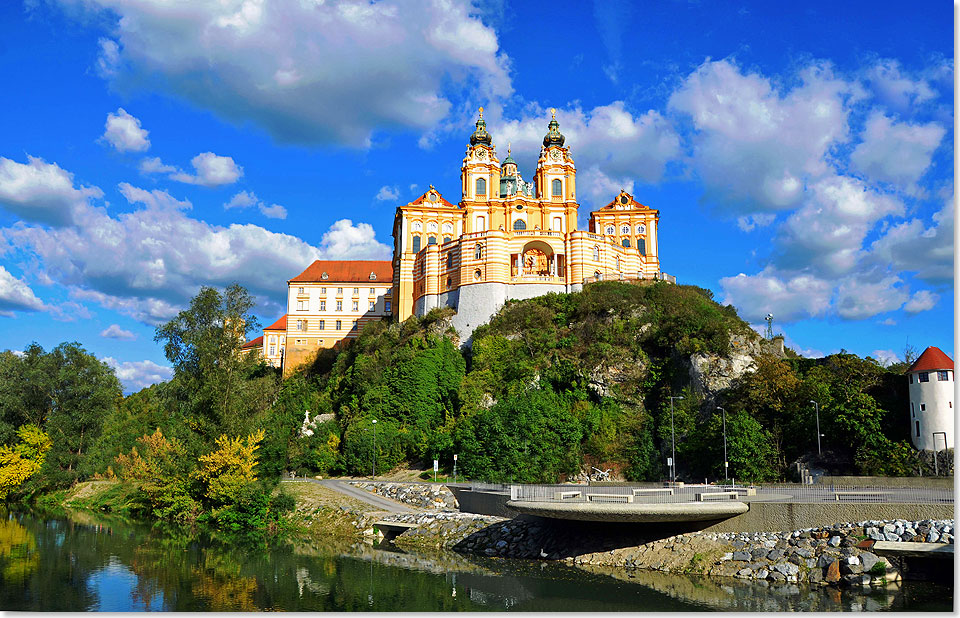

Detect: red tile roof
[242,335,263,350]
[264,315,287,331]
[908,346,954,373]
[289,261,393,283]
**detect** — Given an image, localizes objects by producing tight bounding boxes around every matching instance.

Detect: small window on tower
[475,243,483,260]
[592,246,600,261]
[639,238,646,256]
[552,178,562,197]
[605,225,615,235]
[446,253,453,269]
[916,421,920,437]
[412,236,421,253]
[622,238,630,248]
[476,177,487,195]
[919,372,929,382]
[920,403,926,411]
[938,370,949,381]
[513,219,526,230]
[428,236,437,245]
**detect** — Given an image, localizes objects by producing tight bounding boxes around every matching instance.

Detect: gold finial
[478,106,484,118]
[507,141,511,155]
[550,108,556,120]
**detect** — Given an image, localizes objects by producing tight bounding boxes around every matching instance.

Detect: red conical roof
[907,346,954,372]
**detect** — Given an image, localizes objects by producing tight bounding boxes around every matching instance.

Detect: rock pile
[386,512,505,549]
[351,481,459,510]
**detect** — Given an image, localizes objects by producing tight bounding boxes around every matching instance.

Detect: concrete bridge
[449,482,954,532]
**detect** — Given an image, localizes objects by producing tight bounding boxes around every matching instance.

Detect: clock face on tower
[477,149,486,160]
[550,149,561,161]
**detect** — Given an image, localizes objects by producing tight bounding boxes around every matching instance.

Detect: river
[0,510,951,612]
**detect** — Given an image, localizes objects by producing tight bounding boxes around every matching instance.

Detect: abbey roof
[908,346,954,372]
[242,335,263,350]
[289,260,393,283]
[265,315,287,331]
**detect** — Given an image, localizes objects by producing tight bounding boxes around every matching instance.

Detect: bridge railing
[494,482,953,505]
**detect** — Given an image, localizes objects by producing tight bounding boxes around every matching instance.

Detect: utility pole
[718,406,728,481]
[371,418,377,480]
[809,400,821,456]
[669,396,684,483]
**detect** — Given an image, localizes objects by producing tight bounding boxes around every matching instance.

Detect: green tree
[155,284,272,439]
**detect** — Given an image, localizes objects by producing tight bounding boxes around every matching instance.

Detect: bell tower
[461,107,501,203]
[535,108,576,201]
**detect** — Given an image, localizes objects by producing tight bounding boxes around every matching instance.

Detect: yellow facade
[391,109,665,329]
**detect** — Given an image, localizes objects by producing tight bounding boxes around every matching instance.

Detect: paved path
[281,478,414,513]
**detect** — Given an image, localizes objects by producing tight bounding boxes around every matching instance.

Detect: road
[281,477,415,513]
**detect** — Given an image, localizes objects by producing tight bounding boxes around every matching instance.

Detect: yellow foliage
[0,518,38,583]
[192,429,264,504]
[0,425,51,499]
[326,433,340,451]
[115,428,185,481]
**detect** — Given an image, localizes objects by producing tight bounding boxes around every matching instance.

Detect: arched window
[552,216,562,232]
[621,225,630,235]
[412,236,421,253]
[446,252,453,269]
[476,177,487,195]
[474,243,483,260]
[622,238,631,248]
[592,245,600,261]
[605,225,615,235]
[552,178,562,197]
[428,236,437,245]
[513,219,526,230]
[443,236,451,244]
[476,216,486,231]
[639,238,646,256]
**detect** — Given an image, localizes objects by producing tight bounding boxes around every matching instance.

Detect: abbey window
[592,246,600,261]
[428,236,437,245]
[474,243,483,260]
[639,238,646,256]
[513,219,526,230]
[412,236,421,253]
[552,178,562,198]
[622,238,630,248]
[476,177,487,196]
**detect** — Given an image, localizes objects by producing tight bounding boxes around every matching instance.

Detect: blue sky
[0,0,953,391]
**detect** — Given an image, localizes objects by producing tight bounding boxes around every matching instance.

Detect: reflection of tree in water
[0,516,38,583]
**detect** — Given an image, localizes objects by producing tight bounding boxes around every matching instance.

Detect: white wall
[908,369,955,451]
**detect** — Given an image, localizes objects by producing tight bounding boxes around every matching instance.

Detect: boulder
[859,552,881,573]
[825,560,841,583]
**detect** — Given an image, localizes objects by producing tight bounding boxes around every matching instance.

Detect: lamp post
[809,400,821,456]
[932,431,947,476]
[669,396,684,483]
[718,406,728,481]
[371,418,378,480]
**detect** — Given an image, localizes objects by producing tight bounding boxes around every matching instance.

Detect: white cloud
[849,111,945,189]
[737,214,776,232]
[878,318,897,326]
[376,185,400,201]
[224,190,287,219]
[668,59,858,214]
[0,266,45,315]
[867,194,954,283]
[74,0,511,147]
[903,289,939,314]
[862,59,937,111]
[139,156,177,175]
[101,108,151,152]
[872,349,899,367]
[774,175,903,276]
[4,171,390,325]
[720,268,832,322]
[834,276,908,320]
[169,152,243,187]
[100,323,137,340]
[491,102,680,205]
[317,219,392,260]
[102,356,173,392]
[0,155,103,226]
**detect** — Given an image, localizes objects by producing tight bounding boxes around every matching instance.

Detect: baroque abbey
[245,109,672,373]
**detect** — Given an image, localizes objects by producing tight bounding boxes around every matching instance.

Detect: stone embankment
[448,518,953,588]
[350,481,459,510]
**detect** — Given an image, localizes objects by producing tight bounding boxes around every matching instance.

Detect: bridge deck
[505,499,749,523]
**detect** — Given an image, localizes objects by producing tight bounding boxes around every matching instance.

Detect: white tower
[907,346,955,451]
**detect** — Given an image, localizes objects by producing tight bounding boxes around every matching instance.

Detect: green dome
[542,108,565,148]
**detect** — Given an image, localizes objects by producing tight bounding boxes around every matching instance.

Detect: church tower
[461,107,501,204]
[535,109,576,201]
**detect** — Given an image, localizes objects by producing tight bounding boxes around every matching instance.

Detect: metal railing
[469,482,954,505]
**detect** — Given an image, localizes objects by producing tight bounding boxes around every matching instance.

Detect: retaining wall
[702,502,955,533]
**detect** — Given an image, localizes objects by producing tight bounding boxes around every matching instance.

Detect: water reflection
[0,509,951,612]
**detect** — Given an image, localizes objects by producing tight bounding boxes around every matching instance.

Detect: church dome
[501,143,517,171]
[470,107,492,146]
[542,108,565,148]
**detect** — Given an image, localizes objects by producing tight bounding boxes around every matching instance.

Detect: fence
[468,482,954,505]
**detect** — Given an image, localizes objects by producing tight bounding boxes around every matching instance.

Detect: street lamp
[669,396,684,483]
[809,400,821,456]
[371,418,378,481]
[717,406,728,481]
